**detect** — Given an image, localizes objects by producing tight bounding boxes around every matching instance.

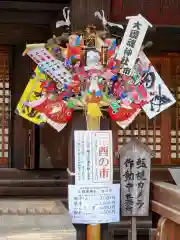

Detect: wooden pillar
[68,112,87,240]
[70,1,112,239]
[111,120,119,166]
[11,45,32,169]
[71,0,111,31]
[160,57,172,165]
[86,115,111,240]
[156,217,180,240]
[68,112,111,240]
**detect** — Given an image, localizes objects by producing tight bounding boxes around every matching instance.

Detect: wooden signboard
[120,138,154,216]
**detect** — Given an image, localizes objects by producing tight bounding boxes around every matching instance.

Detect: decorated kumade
[16,7,176,131]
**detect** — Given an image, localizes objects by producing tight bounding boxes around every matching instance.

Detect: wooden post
[70,1,111,237]
[86,115,100,240]
[68,112,87,239]
[87,225,100,240]
[131,217,137,240]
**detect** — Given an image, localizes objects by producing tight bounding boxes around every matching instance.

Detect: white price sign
[68,184,120,224]
[74,130,113,185]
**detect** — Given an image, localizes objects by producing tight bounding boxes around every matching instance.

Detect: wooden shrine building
[0,0,180,239]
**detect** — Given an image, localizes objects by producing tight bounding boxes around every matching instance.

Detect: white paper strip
[74,130,113,185]
[46,119,67,132]
[40,113,67,132]
[116,14,152,76]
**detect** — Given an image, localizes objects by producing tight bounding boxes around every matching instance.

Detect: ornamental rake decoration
[16,7,175,132]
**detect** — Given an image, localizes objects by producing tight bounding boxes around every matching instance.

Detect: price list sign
[68,184,120,224]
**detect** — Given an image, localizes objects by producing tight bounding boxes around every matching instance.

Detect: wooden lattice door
[0,47,11,167]
[169,55,180,164]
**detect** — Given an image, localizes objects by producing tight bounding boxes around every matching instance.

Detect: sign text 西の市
[74,130,113,185]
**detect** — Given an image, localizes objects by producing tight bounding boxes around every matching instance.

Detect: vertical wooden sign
[120,138,154,240]
[120,138,153,216]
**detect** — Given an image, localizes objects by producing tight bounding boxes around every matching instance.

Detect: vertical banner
[116,14,152,76]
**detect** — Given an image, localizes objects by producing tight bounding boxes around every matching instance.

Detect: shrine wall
[111,0,180,25]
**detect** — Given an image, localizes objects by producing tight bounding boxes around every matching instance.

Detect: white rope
[56,7,71,28]
[94,10,107,27]
[63,7,70,24]
[94,10,123,30]
[67,168,75,176]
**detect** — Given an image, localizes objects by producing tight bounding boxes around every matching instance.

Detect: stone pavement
[0,199,76,240]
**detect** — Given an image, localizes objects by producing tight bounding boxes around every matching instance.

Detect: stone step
[0,199,76,240]
[0,229,75,240]
[0,179,68,197]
